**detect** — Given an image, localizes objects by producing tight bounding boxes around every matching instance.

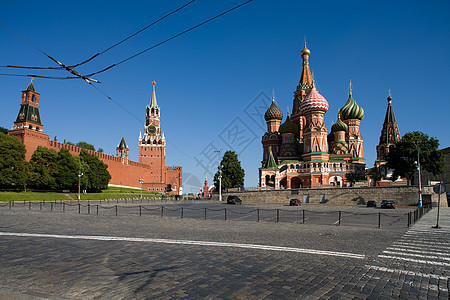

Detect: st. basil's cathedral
[260,43,367,189]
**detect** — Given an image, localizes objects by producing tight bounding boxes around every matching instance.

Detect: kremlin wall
[8,81,182,195]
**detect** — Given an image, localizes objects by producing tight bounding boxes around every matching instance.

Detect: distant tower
[13,79,43,132]
[116,136,129,164]
[376,91,401,163]
[202,173,212,198]
[8,79,50,160]
[138,81,166,183]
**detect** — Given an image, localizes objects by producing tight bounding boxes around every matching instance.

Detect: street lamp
[78,163,86,202]
[139,177,144,199]
[415,142,422,208]
[213,150,223,202]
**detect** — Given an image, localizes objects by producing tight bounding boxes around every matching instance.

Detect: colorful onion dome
[339,91,364,121]
[279,114,298,134]
[331,115,348,132]
[264,98,283,121]
[299,85,329,114]
[300,42,310,56]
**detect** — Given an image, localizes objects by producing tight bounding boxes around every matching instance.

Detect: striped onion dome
[331,115,348,132]
[279,114,298,134]
[299,85,329,114]
[340,92,364,121]
[264,99,283,121]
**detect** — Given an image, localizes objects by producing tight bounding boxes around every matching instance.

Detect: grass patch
[0,192,71,202]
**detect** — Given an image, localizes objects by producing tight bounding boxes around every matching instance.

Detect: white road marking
[0,231,365,259]
[382,250,450,261]
[378,255,450,267]
[386,247,450,257]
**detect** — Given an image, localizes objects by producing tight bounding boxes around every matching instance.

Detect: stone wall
[220,186,448,207]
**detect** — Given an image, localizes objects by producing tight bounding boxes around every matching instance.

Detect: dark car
[380,200,395,209]
[366,200,377,207]
[227,195,242,205]
[289,199,301,206]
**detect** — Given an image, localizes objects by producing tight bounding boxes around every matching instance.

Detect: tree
[0,127,8,134]
[55,148,78,190]
[97,148,104,153]
[367,166,382,186]
[386,131,444,184]
[79,150,111,192]
[75,141,95,151]
[0,133,28,189]
[165,184,172,193]
[29,146,58,189]
[214,150,245,191]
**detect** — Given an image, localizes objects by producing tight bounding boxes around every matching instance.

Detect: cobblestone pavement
[0,204,448,299]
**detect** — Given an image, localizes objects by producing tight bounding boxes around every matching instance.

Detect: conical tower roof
[26,79,35,92]
[118,136,127,149]
[265,148,278,169]
[149,81,158,109]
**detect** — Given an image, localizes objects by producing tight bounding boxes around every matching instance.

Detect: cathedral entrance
[291,177,302,189]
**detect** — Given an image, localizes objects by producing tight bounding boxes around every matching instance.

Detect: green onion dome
[331,115,348,132]
[339,92,364,121]
[279,114,298,134]
[264,99,283,121]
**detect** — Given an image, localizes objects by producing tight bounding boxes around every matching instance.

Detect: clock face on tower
[147,125,156,135]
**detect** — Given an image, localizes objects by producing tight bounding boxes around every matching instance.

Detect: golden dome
[300,42,310,56]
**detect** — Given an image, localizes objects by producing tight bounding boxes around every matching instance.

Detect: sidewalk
[414,207,450,230]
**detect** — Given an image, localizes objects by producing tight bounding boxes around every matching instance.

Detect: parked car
[289,199,301,206]
[227,195,242,205]
[366,200,377,207]
[380,200,395,209]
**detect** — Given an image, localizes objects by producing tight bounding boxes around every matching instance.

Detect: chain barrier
[0,200,433,228]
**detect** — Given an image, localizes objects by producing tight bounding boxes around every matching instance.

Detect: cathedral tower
[138,82,166,183]
[376,91,400,162]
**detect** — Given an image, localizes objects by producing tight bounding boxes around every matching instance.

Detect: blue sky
[1,0,449,193]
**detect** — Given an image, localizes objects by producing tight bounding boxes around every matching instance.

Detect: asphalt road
[0,202,448,299]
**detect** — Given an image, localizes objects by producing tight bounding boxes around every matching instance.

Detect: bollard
[161,206,164,217]
[9,201,11,209]
[302,209,305,224]
[181,207,184,219]
[276,209,280,222]
[63,203,65,212]
[96,205,99,215]
[87,204,90,215]
[257,209,260,222]
[338,211,341,226]
[378,212,381,228]
[204,208,207,220]
[78,204,81,214]
[139,205,142,217]
[224,208,227,221]
[407,212,410,227]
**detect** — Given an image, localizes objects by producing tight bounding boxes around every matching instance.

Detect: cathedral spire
[376,90,400,161]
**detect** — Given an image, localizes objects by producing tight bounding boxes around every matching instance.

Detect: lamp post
[415,142,422,208]
[139,177,144,199]
[78,163,85,203]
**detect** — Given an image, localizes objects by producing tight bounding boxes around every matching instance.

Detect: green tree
[0,133,28,189]
[165,184,172,193]
[213,150,245,191]
[97,148,104,153]
[29,146,58,189]
[0,127,8,134]
[386,131,444,184]
[76,141,95,151]
[367,166,382,186]
[79,150,111,192]
[345,172,358,187]
[55,148,78,190]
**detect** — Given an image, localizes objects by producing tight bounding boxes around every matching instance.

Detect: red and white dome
[299,86,329,114]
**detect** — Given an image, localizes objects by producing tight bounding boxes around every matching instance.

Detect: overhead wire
[85,0,254,77]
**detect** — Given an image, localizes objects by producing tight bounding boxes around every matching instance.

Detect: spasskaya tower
[138,81,166,184]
